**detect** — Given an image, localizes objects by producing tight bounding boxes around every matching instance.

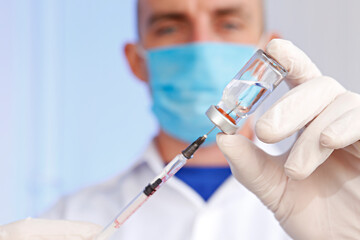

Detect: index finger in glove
[266,39,322,88]
[321,104,360,149]
[284,91,360,180]
[256,76,346,143]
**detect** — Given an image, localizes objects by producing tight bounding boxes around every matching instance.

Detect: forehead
[138,0,263,28]
[139,0,261,12]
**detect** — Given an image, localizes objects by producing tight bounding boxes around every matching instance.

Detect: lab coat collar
[141,141,206,206]
[138,134,282,174]
[141,140,167,174]
[128,137,281,208]
[134,140,240,208]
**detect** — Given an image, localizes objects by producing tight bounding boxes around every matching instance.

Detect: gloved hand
[217,39,360,239]
[0,218,102,240]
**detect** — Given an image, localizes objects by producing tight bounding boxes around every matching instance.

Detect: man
[43,0,289,239]
[39,0,360,239]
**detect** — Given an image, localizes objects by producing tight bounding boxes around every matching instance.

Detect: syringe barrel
[206,49,287,134]
[96,153,188,240]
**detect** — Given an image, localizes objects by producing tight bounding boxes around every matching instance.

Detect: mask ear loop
[136,43,148,60]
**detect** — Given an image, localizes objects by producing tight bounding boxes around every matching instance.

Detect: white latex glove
[217,39,360,239]
[0,218,102,240]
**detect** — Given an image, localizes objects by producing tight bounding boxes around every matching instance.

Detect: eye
[155,25,178,36]
[217,16,246,32]
[222,21,240,30]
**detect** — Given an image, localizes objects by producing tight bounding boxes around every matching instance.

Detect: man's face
[124,0,265,142]
[125,0,265,83]
[138,0,263,48]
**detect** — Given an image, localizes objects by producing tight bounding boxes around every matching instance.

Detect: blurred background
[0,0,359,224]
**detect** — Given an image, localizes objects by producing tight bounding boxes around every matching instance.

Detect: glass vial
[206,49,287,134]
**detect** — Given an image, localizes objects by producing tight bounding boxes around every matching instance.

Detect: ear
[124,43,148,83]
[258,32,282,50]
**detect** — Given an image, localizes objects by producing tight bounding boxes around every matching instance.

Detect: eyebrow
[147,12,187,27]
[145,6,251,29]
[214,6,251,20]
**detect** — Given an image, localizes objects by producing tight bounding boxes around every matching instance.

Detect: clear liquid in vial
[220,79,273,123]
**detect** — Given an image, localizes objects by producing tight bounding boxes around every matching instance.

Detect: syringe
[96,49,287,240]
[96,132,212,240]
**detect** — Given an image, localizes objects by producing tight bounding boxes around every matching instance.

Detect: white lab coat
[43,140,291,240]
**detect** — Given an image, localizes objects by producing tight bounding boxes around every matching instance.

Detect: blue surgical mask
[143,42,256,145]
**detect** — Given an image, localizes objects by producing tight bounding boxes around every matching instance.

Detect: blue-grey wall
[0,0,157,224]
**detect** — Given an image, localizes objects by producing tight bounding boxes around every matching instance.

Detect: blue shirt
[175,166,232,201]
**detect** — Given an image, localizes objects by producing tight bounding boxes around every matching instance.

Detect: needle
[205,126,216,138]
